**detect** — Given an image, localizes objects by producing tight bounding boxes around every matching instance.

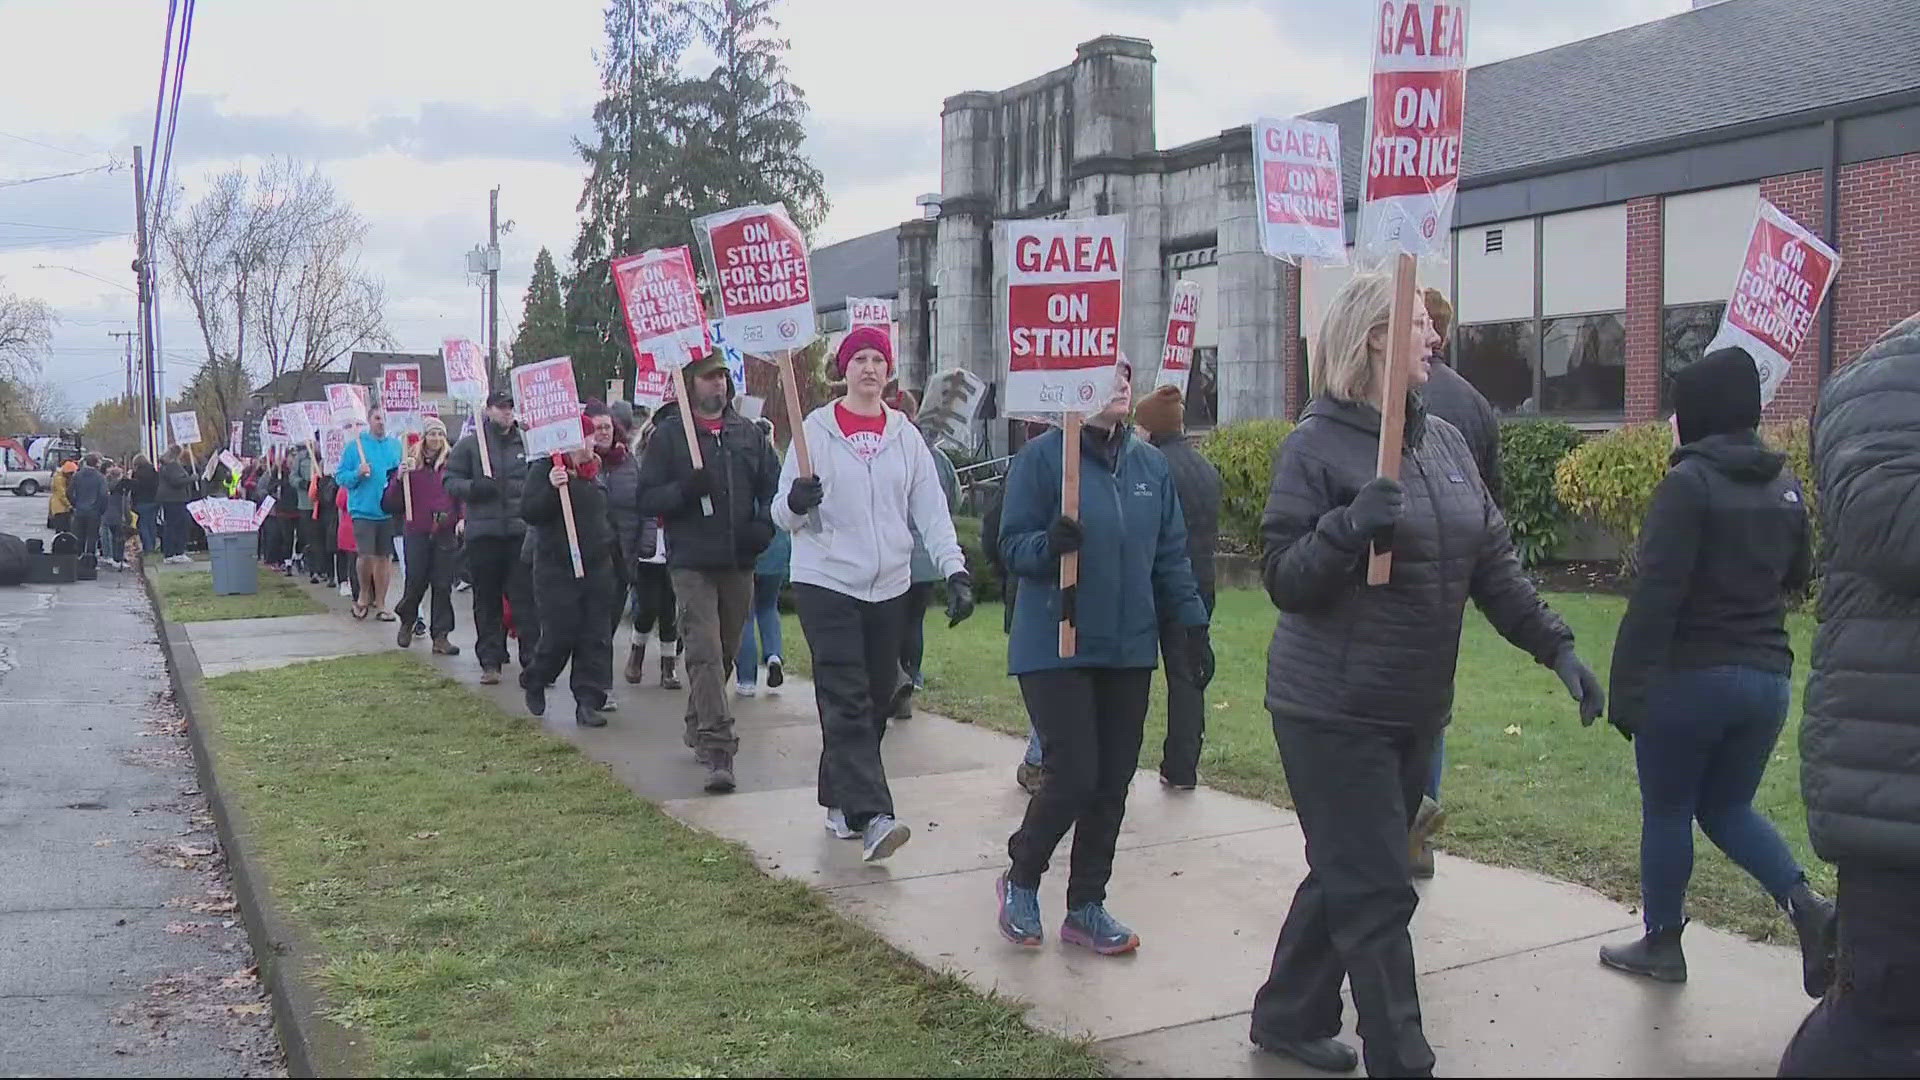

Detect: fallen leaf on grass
[1503,725,1523,736]
[410,831,440,841]
[1213,701,1231,710]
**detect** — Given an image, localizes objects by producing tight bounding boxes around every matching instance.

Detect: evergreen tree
[567,0,699,392]
[683,0,829,236]
[511,248,570,366]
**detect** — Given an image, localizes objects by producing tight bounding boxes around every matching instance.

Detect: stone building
[810,0,1920,440]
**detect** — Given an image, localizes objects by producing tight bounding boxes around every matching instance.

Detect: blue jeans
[1428,731,1445,801]
[135,502,160,558]
[735,573,785,685]
[1634,665,1804,932]
[1025,726,1043,767]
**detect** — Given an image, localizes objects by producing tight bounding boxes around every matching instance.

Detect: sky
[0,0,1690,416]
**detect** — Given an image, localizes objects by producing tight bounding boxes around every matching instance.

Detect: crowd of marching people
[79,286,1915,1077]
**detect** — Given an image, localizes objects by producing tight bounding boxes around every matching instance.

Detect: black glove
[684,468,714,499]
[1552,649,1606,727]
[1046,515,1083,557]
[945,572,975,627]
[466,476,499,503]
[787,476,824,515]
[1185,624,1215,691]
[1345,476,1405,543]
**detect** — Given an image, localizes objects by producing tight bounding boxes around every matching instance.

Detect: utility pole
[487,186,500,386]
[131,146,160,460]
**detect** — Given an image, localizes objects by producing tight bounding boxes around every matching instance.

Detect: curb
[139,562,359,1078]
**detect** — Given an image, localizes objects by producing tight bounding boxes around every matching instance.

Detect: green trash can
[208,532,259,595]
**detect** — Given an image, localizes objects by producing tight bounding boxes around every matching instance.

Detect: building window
[1457,320,1539,415]
[1661,302,1726,407]
[1187,347,1218,429]
[1541,312,1626,415]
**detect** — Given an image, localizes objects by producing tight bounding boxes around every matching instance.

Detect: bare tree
[0,279,56,381]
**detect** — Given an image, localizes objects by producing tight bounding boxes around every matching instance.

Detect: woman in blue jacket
[994,359,1213,955]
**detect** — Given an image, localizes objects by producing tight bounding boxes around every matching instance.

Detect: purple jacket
[382,463,462,537]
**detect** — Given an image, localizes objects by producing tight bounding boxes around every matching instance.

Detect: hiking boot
[703,751,736,794]
[1410,840,1436,880]
[825,808,858,840]
[430,634,460,656]
[1248,1031,1360,1074]
[765,655,784,689]
[996,872,1043,946]
[524,681,547,718]
[861,815,910,862]
[396,622,415,648]
[889,676,915,720]
[1785,880,1836,998]
[660,654,682,690]
[624,643,646,684]
[1159,770,1197,792]
[575,699,607,727]
[1016,762,1044,795]
[1599,924,1687,983]
[1062,902,1140,955]
[480,667,501,685]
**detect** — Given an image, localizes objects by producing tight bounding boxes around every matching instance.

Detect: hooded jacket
[1607,432,1810,733]
[775,402,965,603]
[444,420,531,540]
[156,459,195,503]
[1803,313,1920,866]
[999,424,1208,674]
[1260,396,1571,733]
[520,457,615,568]
[66,465,108,517]
[640,401,779,571]
[334,432,404,521]
[908,433,962,584]
[1149,431,1223,596]
[599,443,644,564]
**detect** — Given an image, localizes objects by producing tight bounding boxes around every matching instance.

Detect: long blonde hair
[1311,272,1396,405]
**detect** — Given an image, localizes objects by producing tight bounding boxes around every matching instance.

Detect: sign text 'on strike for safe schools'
[1730,227,1828,357]
[627,264,704,337]
[716,218,811,311]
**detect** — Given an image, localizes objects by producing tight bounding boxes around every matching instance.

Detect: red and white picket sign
[695,204,816,352]
[632,351,676,411]
[512,357,584,458]
[1156,279,1204,394]
[1253,117,1347,264]
[442,337,489,404]
[1705,199,1842,405]
[1358,0,1470,261]
[1003,215,1127,415]
[265,407,289,449]
[168,410,201,447]
[612,247,712,370]
[299,402,332,444]
[326,383,370,429]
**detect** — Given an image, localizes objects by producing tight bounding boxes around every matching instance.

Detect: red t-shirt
[694,413,724,435]
[835,402,887,462]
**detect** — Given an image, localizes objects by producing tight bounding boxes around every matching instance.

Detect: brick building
[814,0,1919,440]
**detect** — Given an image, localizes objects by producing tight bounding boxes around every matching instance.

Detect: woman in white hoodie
[774,326,976,861]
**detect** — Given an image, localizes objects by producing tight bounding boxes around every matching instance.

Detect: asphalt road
[0,493,281,1076]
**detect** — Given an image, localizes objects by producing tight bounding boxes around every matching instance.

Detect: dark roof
[1305,0,1920,202]
[252,368,352,403]
[347,351,446,393]
[811,226,899,313]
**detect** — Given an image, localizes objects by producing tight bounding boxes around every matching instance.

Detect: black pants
[467,534,538,670]
[630,561,678,640]
[523,559,615,708]
[795,583,908,830]
[1779,862,1920,1077]
[1253,715,1437,1078]
[1158,590,1215,785]
[1009,667,1153,908]
[297,512,321,573]
[395,531,458,638]
[261,516,294,565]
[899,581,934,685]
[73,511,102,557]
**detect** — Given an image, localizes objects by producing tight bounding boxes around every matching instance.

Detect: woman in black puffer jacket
[1780,310,1920,1078]
[1247,271,1602,1079]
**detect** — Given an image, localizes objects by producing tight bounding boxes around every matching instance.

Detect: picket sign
[1156,279,1203,393]
[512,358,586,579]
[1252,116,1347,264]
[1359,0,1470,585]
[168,410,200,447]
[1704,199,1842,405]
[613,246,717,516]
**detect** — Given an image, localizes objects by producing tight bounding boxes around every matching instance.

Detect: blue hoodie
[999,425,1207,675]
[334,432,404,521]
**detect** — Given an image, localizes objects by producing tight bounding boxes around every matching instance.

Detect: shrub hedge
[1199,418,1294,548]
[1499,420,1586,567]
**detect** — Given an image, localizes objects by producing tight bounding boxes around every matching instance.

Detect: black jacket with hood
[635,401,778,572]
[1260,395,1571,734]
[1803,313,1920,866]
[444,420,530,540]
[1420,360,1502,506]
[519,457,615,569]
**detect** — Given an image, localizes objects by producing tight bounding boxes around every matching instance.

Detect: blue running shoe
[1062,902,1140,955]
[996,873,1042,946]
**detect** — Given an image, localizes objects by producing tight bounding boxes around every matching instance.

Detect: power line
[0,219,130,235]
[0,163,120,190]
[0,131,101,160]
[144,0,180,211]
[153,0,195,217]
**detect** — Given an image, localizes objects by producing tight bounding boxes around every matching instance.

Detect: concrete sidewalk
[179,567,1815,1077]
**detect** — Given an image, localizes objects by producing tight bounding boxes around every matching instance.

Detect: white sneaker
[735,681,757,697]
[861,814,911,862]
[825,809,858,840]
[337,581,353,598]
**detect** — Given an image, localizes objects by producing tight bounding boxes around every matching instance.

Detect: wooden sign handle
[672,366,714,517]
[475,418,493,478]
[1367,252,1419,587]
[402,454,415,525]
[551,452,585,579]
[777,349,813,477]
[1059,410,1082,658]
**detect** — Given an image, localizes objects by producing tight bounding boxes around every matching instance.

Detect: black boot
[1249,1029,1359,1074]
[523,680,547,718]
[575,698,607,728]
[1784,880,1835,998]
[1599,924,1687,983]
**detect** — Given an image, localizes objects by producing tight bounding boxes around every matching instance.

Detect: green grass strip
[154,565,325,622]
